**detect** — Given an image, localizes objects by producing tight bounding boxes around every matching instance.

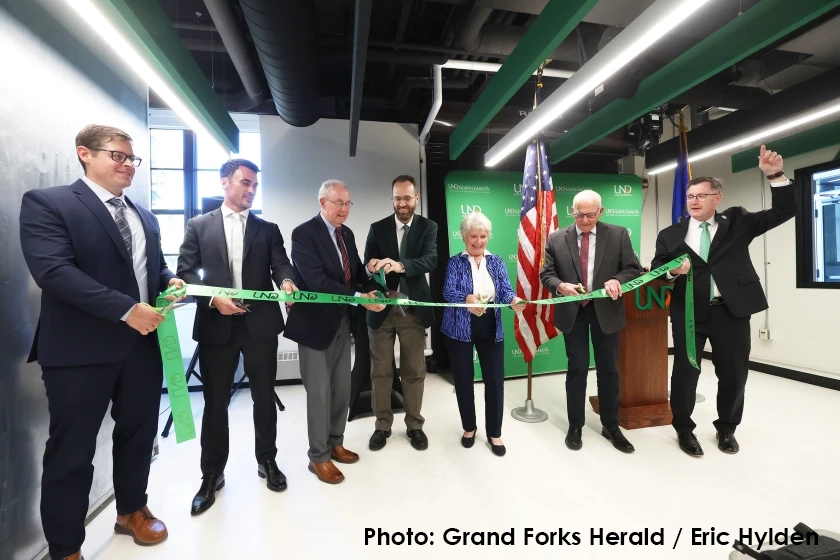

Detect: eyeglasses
[326,199,353,208]
[392,196,416,204]
[686,193,718,202]
[573,211,599,219]
[90,148,142,167]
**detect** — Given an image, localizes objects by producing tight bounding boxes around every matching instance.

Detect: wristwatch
[766,170,785,180]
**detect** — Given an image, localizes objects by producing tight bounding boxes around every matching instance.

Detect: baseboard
[667,348,840,391]
[161,378,303,394]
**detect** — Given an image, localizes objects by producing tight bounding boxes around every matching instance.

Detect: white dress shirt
[321,212,361,301]
[221,203,249,288]
[463,250,495,302]
[684,215,721,298]
[575,225,597,293]
[82,177,148,319]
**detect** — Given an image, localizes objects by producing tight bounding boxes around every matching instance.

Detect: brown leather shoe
[330,445,359,464]
[61,553,83,560]
[114,506,168,546]
[308,460,345,484]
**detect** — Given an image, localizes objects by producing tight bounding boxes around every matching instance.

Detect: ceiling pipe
[202,0,266,111]
[239,0,321,127]
[418,59,576,145]
[419,65,443,145]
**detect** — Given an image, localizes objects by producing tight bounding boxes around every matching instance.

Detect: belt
[709,296,725,306]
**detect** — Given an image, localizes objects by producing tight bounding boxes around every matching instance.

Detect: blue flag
[672,115,691,224]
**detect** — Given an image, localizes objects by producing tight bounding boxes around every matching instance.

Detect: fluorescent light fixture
[442,59,574,79]
[434,120,453,127]
[65,0,230,155]
[483,0,713,167]
[647,99,840,175]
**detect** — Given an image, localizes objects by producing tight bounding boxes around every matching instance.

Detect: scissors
[157,301,190,314]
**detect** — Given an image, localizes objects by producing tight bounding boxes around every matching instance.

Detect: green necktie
[699,222,714,300]
[399,224,409,295]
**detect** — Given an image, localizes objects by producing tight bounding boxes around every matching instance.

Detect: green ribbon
[156,254,696,443]
[154,294,196,443]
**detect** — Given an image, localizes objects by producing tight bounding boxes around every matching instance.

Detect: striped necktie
[107,197,132,258]
[335,227,353,288]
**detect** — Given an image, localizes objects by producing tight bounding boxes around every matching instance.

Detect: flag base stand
[512,399,548,423]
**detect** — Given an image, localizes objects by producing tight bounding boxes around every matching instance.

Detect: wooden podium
[589,279,673,429]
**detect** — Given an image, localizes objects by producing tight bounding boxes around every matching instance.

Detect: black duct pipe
[238,0,320,127]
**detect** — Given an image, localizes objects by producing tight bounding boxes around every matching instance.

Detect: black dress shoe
[461,433,476,448]
[716,432,740,454]
[565,427,582,450]
[677,432,704,457]
[406,429,429,450]
[369,429,391,451]
[602,426,635,453]
[489,441,506,457]
[257,460,287,492]
[191,473,225,516]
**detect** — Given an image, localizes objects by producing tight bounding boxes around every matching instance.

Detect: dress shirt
[321,212,361,301]
[463,250,495,302]
[684,215,721,298]
[395,214,414,274]
[81,176,148,320]
[575,225,597,294]
[220,203,249,288]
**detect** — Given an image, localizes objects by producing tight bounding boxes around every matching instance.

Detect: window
[795,160,840,288]
[149,128,262,266]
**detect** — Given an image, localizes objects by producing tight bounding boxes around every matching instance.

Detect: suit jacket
[283,214,380,350]
[19,179,176,367]
[651,183,797,320]
[540,222,641,335]
[363,213,438,329]
[177,209,296,344]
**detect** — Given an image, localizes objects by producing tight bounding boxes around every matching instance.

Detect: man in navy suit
[283,180,385,484]
[19,125,182,560]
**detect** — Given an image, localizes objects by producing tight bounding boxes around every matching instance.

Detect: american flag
[514,121,559,363]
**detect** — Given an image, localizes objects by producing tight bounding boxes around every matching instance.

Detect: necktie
[335,227,353,288]
[580,231,590,307]
[699,222,714,299]
[229,213,244,289]
[398,224,410,295]
[107,198,132,258]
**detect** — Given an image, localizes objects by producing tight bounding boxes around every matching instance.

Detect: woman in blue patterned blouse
[441,212,526,456]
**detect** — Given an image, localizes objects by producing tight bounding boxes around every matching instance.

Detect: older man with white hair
[284,180,386,484]
[540,189,641,453]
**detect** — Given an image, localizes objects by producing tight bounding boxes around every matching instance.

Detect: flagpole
[512,61,549,424]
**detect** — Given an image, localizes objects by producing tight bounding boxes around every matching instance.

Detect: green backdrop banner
[444,171,644,379]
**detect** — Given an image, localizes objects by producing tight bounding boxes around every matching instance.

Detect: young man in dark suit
[540,190,641,454]
[283,180,385,484]
[177,159,297,514]
[652,145,796,457]
[364,175,438,451]
[19,124,183,560]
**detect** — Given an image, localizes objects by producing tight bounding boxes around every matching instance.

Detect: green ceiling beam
[549,0,840,164]
[97,0,239,152]
[448,0,599,160]
[730,119,840,173]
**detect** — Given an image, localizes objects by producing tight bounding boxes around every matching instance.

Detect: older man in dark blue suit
[284,179,385,485]
[19,125,182,560]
